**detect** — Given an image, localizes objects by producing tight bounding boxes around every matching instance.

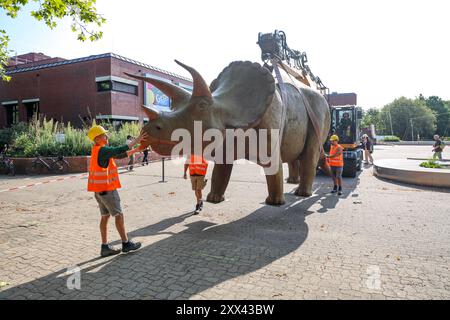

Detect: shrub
[9,118,142,157]
[0,122,28,149]
[420,160,443,169]
[60,123,92,156]
[382,136,401,142]
[105,122,141,147]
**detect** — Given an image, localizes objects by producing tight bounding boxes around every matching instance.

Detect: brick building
[0,52,193,128]
[326,92,357,106]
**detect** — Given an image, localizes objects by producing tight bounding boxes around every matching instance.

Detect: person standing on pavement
[126,135,135,171]
[87,125,148,257]
[432,135,444,161]
[183,154,208,214]
[361,134,374,165]
[326,135,344,196]
[142,147,150,165]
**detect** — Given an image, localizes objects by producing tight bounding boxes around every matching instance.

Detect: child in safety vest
[183,154,208,214]
[87,125,148,257]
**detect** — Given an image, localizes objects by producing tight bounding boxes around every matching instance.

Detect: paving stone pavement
[0,145,449,300]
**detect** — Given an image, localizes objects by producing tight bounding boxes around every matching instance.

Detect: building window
[112,81,138,95]
[97,81,112,92]
[25,102,40,121]
[97,80,137,95]
[5,104,19,126]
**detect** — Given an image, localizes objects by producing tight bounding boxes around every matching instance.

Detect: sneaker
[101,244,121,257]
[122,240,141,253]
[331,189,337,194]
[199,201,204,210]
[338,191,342,196]
[193,203,200,215]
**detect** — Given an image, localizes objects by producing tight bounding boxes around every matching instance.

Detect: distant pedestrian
[184,154,208,214]
[126,135,135,170]
[142,147,150,165]
[432,135,444,161]
[361,134,374,165]
[326,135,344,196]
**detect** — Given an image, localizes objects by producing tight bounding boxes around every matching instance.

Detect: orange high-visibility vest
[188,154,208,176]
[87,145,121,192]
[327,144,344,167]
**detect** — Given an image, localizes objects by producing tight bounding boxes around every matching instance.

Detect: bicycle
[31,154,69,174]
[0,151,15,176]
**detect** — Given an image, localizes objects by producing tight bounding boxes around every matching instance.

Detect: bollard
[159,157,167,183]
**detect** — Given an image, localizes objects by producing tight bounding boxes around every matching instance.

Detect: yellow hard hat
[87,125,108,141]
[330,134,339,141]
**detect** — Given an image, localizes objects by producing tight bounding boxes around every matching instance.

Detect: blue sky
[2,0,450,109]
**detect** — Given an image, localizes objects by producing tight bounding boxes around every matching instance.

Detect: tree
[361,108,387,135]
[425,96,450,137]
[382,97,436,140]
[1,0,105,81]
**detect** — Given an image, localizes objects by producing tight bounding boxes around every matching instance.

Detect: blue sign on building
[143,74,171,112]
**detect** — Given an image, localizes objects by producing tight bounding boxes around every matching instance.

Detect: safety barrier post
[159,157,167,183]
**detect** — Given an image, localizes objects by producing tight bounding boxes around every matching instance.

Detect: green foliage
[425,96,450,137]
[361,108,386,133]
[0,29,11,81]
[60,123,92,156]
[381,97,436,140]
[0,127,13,147]
[382,135,401,142]
[366,95,450,140]
[1,0,105,80]
[0,122,27,147]
[105,122,141,147]
[420,160,443,169]
[9,118,141,157]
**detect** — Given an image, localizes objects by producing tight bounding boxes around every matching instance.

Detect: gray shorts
[94,190,123,217]
[331,166,343,178]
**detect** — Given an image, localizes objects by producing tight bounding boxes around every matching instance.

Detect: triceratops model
[125,60,330,206]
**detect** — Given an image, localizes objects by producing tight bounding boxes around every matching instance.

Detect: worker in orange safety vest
[87,125,148,257]
[326,135,344,196]
[183,154,208,214]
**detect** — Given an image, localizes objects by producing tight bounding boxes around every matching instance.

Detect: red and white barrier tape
[0,174,84,194]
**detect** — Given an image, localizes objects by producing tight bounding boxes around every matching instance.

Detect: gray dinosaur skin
[126,61,330,206]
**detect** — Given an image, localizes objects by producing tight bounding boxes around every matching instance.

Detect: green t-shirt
[97,144,130,168]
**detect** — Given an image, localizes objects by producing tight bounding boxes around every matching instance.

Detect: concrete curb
[373,159,450,188]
